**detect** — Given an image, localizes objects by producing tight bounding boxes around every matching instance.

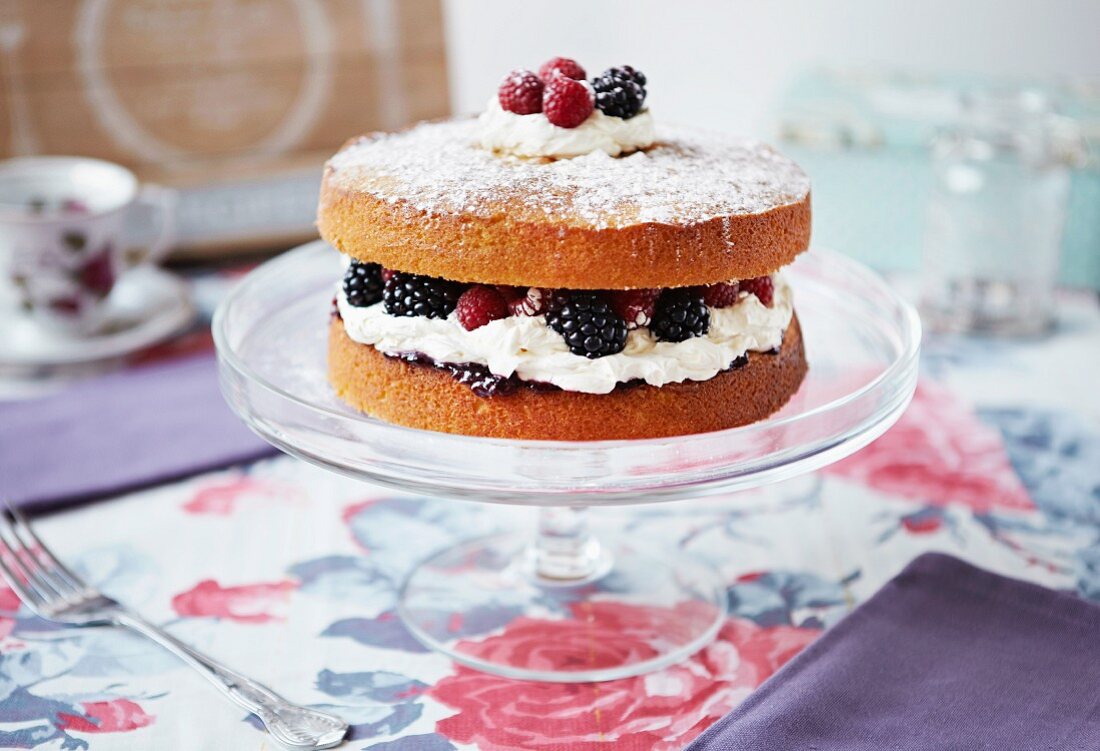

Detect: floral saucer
[0,266,193,394]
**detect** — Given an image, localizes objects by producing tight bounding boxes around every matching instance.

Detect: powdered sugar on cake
[325,119,810,230]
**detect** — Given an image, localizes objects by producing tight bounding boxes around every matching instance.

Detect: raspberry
[342,260,384,307]
[456,285,509,330]
[700,281,740,308]
[538,56,586,82]
[591,66,647,119]
[651,289,710,342]
[547,292,627,358]
[543,76,594,128]
[508,287,553,316]
[494,285,524,302]
[382,272,463,318]
[609,288,660,329]
[741,276,775,307]
[381,268,396,282]
[494,285,526,313]
[498,69,543,115]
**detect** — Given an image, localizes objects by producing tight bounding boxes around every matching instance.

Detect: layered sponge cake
[319,58,810,440]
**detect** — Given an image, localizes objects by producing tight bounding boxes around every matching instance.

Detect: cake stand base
[398,509,727,683]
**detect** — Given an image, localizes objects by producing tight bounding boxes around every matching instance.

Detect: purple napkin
[688,553,1100,750]
[0,353,275,513]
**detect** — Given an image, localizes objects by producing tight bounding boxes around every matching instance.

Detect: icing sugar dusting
[326,119,810,229]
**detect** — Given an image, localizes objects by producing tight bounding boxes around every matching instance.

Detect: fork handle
[114,612,347,750]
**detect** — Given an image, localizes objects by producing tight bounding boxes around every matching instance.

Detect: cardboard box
[1,0,451,257]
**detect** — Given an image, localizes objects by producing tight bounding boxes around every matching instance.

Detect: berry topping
[591,66,647,119]
[498,69,544,115]
[382,272,463,319]
[651,289,710,342]
[538,56,586,82]
[547,292,628,358]
[543,75,594,128]
[342,260,384,307]
[700,281,740,308]
[508,287,553,316]
[609,288,660,329]
[741,276,775,307]
[494,285,524,302]
[381,267,396,282]
[545,289,573,313]
[456,285,509,330]
[618,65,647,88]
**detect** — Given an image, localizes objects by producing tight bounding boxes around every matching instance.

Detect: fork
[0,502,348,750]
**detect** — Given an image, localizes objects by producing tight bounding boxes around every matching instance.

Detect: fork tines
[0,500,89,613]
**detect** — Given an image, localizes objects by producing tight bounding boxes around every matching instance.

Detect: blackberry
[618,65,647,88]
[651,289,709,342]
[342,260,384,307]
[591,66,647,119]
[382,272,463,318]
[547,292,628,359]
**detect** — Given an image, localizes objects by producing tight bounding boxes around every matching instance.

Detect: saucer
[0,266,194,391]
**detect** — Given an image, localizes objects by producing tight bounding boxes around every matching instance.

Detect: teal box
[773,70,1100,289]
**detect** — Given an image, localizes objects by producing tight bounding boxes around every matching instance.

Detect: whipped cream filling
[477,97,656,159]
[336,269,794,395]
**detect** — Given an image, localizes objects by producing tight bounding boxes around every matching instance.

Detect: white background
[442,0,1100,135]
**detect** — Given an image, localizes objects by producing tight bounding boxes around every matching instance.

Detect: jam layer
[385,349,760,398]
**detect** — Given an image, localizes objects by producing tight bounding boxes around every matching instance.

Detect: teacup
[0,156,176,335]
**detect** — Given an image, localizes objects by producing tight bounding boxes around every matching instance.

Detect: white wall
[442,0,1100,135]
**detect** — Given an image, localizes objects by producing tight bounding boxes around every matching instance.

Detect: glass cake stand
[213,241,920,683]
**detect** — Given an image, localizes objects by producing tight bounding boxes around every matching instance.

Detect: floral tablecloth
[2,291,1099,751]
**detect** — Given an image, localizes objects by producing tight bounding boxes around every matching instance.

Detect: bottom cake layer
[327,314,807,440]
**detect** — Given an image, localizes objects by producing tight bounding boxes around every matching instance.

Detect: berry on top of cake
[321,56,811,440]
[480,57,655,158]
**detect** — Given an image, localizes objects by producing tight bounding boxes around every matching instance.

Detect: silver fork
[0,502,348,750]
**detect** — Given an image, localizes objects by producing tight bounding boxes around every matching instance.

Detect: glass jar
[920,89,1081,335]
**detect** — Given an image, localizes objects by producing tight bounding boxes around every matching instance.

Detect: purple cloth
[688,553,1100,750]
[0,353,275,512]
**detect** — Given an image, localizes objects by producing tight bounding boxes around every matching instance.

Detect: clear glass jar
[920,89,1081,335]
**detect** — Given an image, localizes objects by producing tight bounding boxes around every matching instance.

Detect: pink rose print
[182,476,303,515]
[0,584,20,639]
[827,380,1032,513]
[77,247,116,298]
[901,508,946,534]
[171,579,297,623]
[431,603,816,751]
[57,699,155,733]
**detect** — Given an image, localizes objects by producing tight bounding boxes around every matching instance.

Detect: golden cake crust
[318,120,812,289]
[327,314,807,441]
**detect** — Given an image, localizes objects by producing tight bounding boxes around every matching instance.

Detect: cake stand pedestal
[214,241,920,683]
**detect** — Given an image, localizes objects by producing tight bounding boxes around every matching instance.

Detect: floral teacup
[0,157,175,335]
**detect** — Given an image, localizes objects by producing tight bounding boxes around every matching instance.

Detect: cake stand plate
[214,241,920,682]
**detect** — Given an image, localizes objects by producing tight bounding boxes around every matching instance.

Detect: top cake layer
[318,118,811,289]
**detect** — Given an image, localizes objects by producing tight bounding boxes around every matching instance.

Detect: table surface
[2,289,1100,751]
